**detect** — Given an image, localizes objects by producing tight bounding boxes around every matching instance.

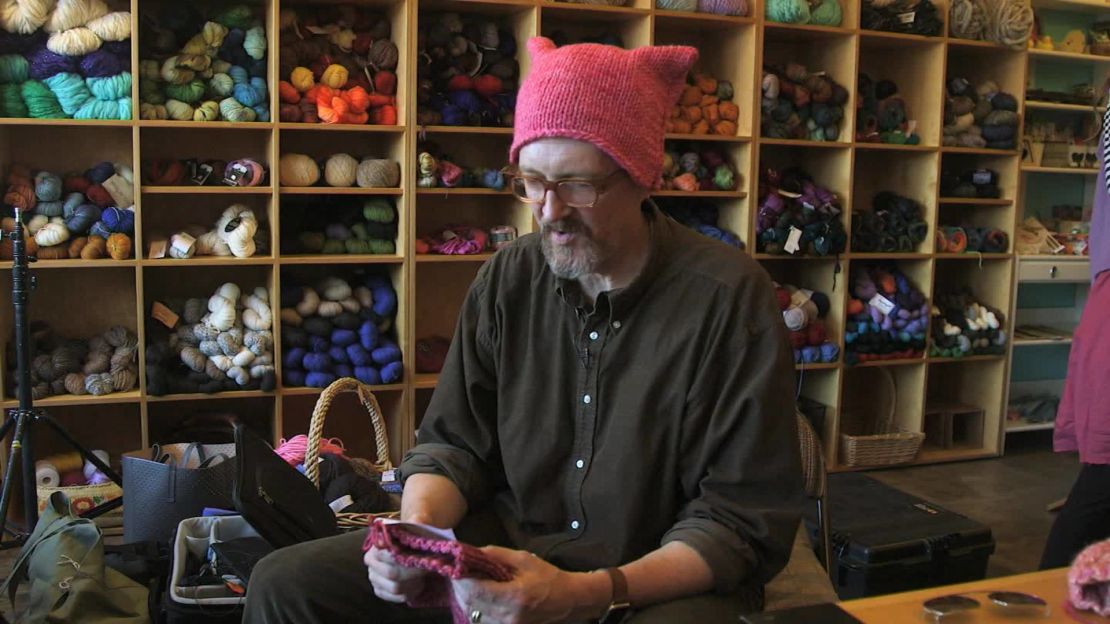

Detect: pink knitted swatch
[1068,538,1110,616]
[364,519,515,624]
[509,37,698,190]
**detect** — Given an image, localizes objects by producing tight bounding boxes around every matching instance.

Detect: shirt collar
[554,203,672,321]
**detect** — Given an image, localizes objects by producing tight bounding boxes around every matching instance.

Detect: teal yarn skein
[23,80,67,118]
[766,0,810,23]
[87,73,131,101]
[34,172,62,201]
[244,26,266,60]
[43,73,93,116]
[0,55,29,84]
[219,97,255,122]
[809,0,842,25]
[208,73,233,97]
[75,98,130,120]
[1,84,27,117]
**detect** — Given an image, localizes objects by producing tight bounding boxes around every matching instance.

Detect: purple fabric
[1054,270,1110,464]
[1093,166,1109,280]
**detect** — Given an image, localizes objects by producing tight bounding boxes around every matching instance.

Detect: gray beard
[541,230,602,280]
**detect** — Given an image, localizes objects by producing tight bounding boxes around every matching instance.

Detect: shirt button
[583,394,591,404]
[571,520,580,530]
[612,321,622,329]
[575,459,585,469]
[589,331,599,340]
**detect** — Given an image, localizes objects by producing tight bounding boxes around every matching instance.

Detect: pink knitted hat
[509,37,698,190]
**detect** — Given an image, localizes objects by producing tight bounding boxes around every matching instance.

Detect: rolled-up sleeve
[661,276,805,592]
[398,265,503,508]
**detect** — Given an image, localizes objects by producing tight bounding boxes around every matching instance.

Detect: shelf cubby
[849,150,938,255]
[138,193,274,261]
[761,26,856,145]
[146,396,274,446]
[30,404,143,466]
[139,127,273,177]
[857,36,945,147]
[414,262,484,352]
[414,194,532,248]
[840,363,927,461]
[924,358,1006,457]
[796,366,840,464]
[539,4,650,48]
[761,258,845,352]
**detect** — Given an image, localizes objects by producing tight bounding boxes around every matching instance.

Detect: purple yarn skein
[79,50,122,78]
[28,47,76,80]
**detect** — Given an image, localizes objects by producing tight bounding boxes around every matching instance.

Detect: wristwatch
[599,567,631,623]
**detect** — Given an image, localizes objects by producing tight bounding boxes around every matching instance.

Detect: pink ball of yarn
[1069,538,1110,616]
[698,0,747,15]
[274,434,349,466]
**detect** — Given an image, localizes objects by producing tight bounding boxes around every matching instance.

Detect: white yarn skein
[205,295,236,331]
[340,297,360,313]
[34,220,69,247]
[47,27,101,55]
[296,288,320,317]
[217,282,241,303]
[241,294,272,331]
[209,354,233,371]
[85,10,128,41]
[316,301,343,318]
[318,276,352,301]
[194,230,230,256]
[250,364,275,380]
[216,205,258,258]
[227,365,250,386]
[1,0,56,34]
[232,347,255,367]
[26,214,48,234]
[324,153,358,187]
[45,0,107,33]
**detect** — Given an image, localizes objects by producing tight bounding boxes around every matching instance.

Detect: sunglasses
[508,169,625,209]
[923,590,1049,622]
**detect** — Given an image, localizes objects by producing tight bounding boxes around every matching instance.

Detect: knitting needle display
[145,283,276,395]
[280,272,403,388]
[278,5,398,125]
[417,12,518,128]
[139,4,269,122]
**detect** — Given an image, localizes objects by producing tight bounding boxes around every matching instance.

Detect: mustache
[541,219,589,235]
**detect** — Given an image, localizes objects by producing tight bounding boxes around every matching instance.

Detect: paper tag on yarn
[869,294,896,316]
[151,301,180,329]
[189,161,213,186]
[148,239,167,259]
[224,163,249,186]
[224,217,242,233]
[897,11,915,24]
[971,170,993,185]
[784,226,803,254]
[102,174,133,208]
[328,495,354,514]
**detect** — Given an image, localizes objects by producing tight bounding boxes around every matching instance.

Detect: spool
[42,451,82,474]
[489,225,517,250]
[35,461,59,487]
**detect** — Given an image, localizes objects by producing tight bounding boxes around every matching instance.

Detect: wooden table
[839,568,1107,623]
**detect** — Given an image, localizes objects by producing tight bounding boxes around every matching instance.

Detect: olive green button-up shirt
[399,207,804,592]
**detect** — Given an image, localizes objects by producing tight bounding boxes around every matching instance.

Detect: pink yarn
[1069,538,1110,616]
[274,434,348,466]
[509,37,698,190]
[438,160,463,187]
[364,520,514,624]
[432,226,488,255]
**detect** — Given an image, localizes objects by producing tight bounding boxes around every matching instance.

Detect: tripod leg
[0,412,31,541]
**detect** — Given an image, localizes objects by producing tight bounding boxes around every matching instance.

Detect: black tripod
[0,207,122,548]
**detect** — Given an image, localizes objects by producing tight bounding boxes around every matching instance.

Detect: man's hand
[452,546,608,624]
[365,546,431,604]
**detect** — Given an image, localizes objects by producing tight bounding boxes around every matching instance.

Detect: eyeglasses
[508,169,624,208]
[922,590,1049,622]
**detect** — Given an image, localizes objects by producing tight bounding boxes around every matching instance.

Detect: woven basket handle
[304,377,394,489]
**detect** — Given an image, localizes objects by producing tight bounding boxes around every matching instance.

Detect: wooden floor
[0,433,1079,619]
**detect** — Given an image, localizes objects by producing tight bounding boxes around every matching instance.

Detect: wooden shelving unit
[1,0,1083,476]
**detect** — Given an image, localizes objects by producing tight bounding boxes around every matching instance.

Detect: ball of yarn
[356,159,400,188]
[324,153,358,187]
[106,232,130,259]
[280,153,319,187]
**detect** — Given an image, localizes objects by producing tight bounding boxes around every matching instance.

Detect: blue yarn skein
[309,334,329,352]
[87,73,131,101]
[65,204,99,234]
[35,200,61,217]
[305,372,337,388]
[62,192,83,216]
[328,346,349,364]
[366,276,397,317]
[354,366,381,386]
[346,344,372,366]
[371,344,401,366]
[359,321,379,350]
[331,328,357,347]
[85,162,115,184]
[440,104,466,126]
[284,369,307,386]
[283,347,307,369]
[303,352,332,372]
[334,364,353,379]
[34,171,61,201]
[88,221,112,239]
[43,72,93,116]
[380,361,403,383]
[101,207,134,233]
[74,98,131,120]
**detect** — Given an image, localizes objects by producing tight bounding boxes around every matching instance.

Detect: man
[244,38,803,624]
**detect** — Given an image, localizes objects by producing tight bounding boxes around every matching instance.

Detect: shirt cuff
[398,443,493,507]
[661,518,758,594]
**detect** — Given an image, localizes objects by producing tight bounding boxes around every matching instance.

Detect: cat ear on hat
[527,36,557,57]
[631,45,699,102]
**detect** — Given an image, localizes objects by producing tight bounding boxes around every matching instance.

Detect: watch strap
[600,566,631,622]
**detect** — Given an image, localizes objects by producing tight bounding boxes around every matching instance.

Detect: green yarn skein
[244,26,266,60]
[24,79,68,118]
[299,232,326,252]
[656,0,697,10]
[208,73,233,98]
[368,240,395,254]
[713,166,734,190]
[766,0,810,23]
[0,84,27,117]
[0,55,29,84]
[214,5,254,29]
[43,73,93,116]
[165,79,206,104]
[321,239,346,254]
[345,239,372,254]
[363,198,396,222]
[809,0,842,26]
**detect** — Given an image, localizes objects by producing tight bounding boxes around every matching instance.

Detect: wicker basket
[839,367,924,467]
[305,377,400,529]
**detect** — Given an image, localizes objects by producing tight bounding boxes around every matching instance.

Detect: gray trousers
[243,525,764,624]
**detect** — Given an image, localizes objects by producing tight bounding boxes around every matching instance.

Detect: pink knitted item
[509,37,698,190]
[274,434,348,466]
[1068,538,1110,616]
[365,520,515,624]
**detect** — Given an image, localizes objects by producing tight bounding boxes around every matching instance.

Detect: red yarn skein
[374,70,396,95]
[776,287,794,311]
[789,330,807,349]
[86,184,113,208]
[447,75,472,92]
[279,81,300,104]
[371,104,397,125]
[144,159,185,185]
[281,103,303,122]
[352,33,373,55]
[806,320,827,346]
[64,175,90,194]
[473,75,502,98]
